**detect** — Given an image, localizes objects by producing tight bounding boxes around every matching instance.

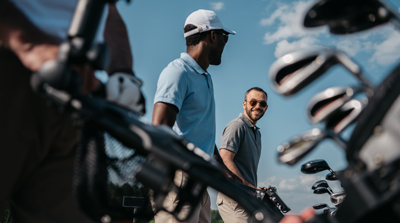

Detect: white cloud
[336,39,362,57]
[259,175,324,192]
[210,2,224,11]
[264,1,400,80]
[274,36,320,57]
[260,5,289,26]
[369,31,400,65]
[261,0,324,44]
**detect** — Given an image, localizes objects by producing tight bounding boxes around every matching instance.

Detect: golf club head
[277,128,325,165]
[312,203,329,210]
[301,159,332,174]
[307,86,366,124]
[311,180,330,190]
[313,187,332,195]
[331,192,346,206]
[325,170,341,181]
[304,0,392,34]
[325,99,367,134]
[269,47,362,96]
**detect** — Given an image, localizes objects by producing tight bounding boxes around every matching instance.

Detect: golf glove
[106,72,146,115]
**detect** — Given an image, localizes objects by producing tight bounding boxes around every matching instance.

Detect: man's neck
[243,112,257,126]
[187,44,209,71]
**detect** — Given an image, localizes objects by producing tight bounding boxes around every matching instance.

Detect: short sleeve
[220,121,244,154]
[153,63,188,111]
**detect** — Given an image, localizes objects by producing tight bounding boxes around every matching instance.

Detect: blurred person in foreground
[0,1,144,222]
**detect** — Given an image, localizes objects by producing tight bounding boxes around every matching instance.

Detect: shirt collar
[180,52,207,75]
[239,113,260,130]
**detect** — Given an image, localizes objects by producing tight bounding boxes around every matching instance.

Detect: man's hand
[279,208,315,223]
[106,72,145,115]
[9,35,100,94]
[0,1,62,72]
[2,2,100,94]
[9,37,59,72]
[257,186,270,190]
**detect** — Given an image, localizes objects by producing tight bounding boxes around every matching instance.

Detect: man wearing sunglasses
[152,9,235,223]
[217,87,268,223]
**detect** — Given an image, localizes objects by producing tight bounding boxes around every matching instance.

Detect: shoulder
[158,58,190,83]
[224,117,247,132]
[161,58,187,76]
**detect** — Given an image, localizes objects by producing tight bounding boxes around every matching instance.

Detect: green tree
[211,210,224,223]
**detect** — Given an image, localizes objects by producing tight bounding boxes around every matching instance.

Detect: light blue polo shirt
[154,53,216,156]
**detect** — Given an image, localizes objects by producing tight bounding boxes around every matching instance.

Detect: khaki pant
[217,192,252,223]
[0,48,94,223]
[153,170,211,223]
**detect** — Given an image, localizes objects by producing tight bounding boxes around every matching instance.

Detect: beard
[245,105,265,123]
[209,42,225,65]
[209,50,222,65]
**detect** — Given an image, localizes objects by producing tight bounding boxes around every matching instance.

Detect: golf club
[313,203,330,210]
[330,192,346,206]
[326,170,342,181]
[277,128,345,165]
[311,180,334,194]
[314,187,333,196]
[312,203,337,216]
[325,99,366,134]
[301,159,335,174]
[278,99,365,165]
[269,46,373,96]
[307,86,371,125]
[304,0,400,34]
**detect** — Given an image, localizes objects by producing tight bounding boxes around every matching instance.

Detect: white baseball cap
[184,9,236,38]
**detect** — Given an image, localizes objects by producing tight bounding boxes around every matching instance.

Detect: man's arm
[152,102,178,127]
[219,148,256,188]
[104,3,133,75]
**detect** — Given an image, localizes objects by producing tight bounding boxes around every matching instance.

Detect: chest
[238,129,262,156]
[182,73,215,112]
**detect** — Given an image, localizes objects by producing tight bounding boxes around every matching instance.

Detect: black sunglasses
[214,30,229,43]
[247,99,268,108]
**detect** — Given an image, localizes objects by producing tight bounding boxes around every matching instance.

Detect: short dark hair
[184,24,209,46]
[244,87,268,101]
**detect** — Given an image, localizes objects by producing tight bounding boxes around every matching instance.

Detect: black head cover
[304,0,391,34]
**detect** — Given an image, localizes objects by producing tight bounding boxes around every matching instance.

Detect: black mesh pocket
[74,119,154,223]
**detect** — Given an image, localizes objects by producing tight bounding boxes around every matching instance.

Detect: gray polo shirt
[220,113,262,186]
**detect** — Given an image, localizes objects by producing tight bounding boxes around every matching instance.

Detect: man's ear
[243,101,246,110]
[209,30,217,43]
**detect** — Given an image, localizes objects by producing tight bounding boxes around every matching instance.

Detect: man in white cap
[152,9,235,223]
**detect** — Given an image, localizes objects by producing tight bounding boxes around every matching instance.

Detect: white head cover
[184,9,236,38]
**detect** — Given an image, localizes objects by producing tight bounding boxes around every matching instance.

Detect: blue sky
[115,0,400,214]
